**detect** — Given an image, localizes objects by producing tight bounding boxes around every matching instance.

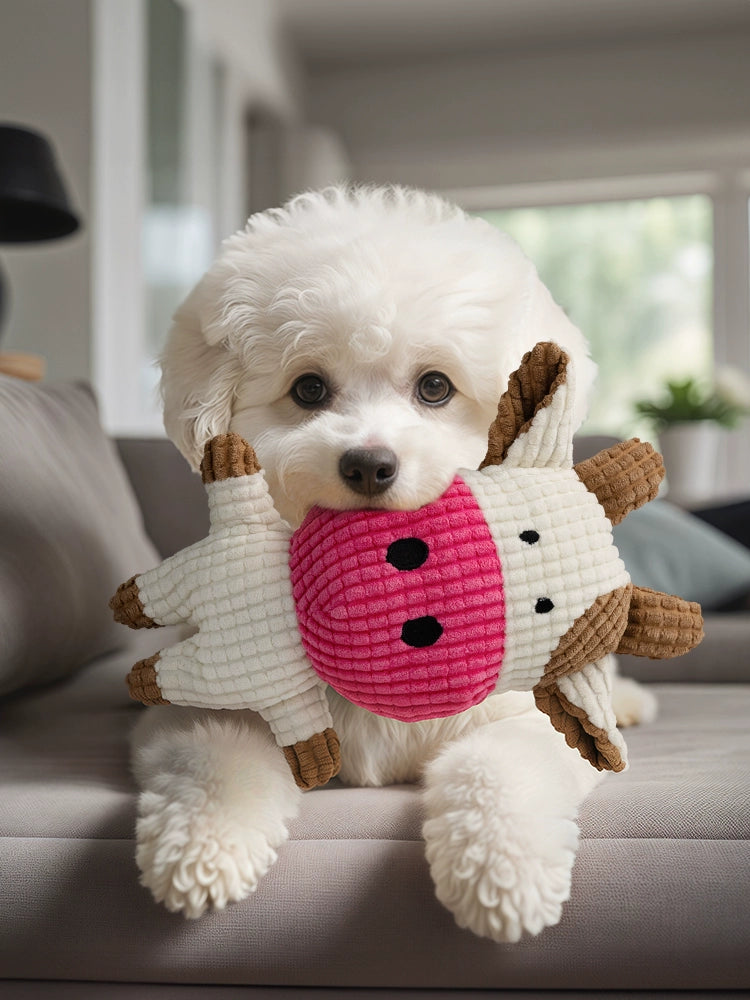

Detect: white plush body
[132,185,656,938]
[473,466,627,689]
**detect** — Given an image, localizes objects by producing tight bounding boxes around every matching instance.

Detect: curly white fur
[133,184,655,937]
[131,708,300,917]
[161,185,597,524]
[423,713,589,942]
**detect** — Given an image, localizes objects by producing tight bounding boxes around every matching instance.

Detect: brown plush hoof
[110,575,158,629]
[126,653,170,705]
[283,728,341,790]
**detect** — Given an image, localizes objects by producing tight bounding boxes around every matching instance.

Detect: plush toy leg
[282,728,340,790]
[422,703,602,942]
[130,705,301,919]
[126,637,199,706]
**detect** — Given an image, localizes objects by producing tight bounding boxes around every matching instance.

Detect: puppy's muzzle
[339,447,399,497]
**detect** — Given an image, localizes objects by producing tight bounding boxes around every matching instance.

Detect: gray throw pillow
[0,376,159,695]
[613,498,750,610]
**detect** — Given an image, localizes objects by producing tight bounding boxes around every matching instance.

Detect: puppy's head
[161,186,595,526]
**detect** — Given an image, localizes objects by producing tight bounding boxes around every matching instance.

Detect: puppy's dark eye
[291,374,329,408]
[417,372,454,406]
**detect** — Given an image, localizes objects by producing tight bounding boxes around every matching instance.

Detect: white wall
[304,31,750,189]
[0,0,91,381]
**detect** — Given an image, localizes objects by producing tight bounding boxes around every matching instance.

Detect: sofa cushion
[575,435,750,611]
[612,497,750,611]
[0,646,748,991]
[0,376,159,696]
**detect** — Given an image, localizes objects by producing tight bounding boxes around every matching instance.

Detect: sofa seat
[1,632,748,993]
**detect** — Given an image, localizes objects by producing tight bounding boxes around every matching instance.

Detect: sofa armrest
[115,438,208,558]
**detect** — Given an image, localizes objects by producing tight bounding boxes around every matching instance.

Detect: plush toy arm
[111,545,199,629]
[616,585,704,658]
[201,432,260,482]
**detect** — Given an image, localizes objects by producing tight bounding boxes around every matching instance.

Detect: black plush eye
[291,374,329,408]
[417,372,454,406]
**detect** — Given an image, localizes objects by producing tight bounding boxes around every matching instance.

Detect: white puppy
[132,185,655,941]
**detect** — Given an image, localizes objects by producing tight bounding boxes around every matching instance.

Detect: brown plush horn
[479,341,570,469]
[574,439,664,525]
[616,586,704,658]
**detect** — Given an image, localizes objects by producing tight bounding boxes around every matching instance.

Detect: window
[475,195,713,439]
[93,0,243,436]
[143,0,225,407]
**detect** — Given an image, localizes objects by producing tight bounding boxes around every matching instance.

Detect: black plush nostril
[339,447,399,496]
[401,615,443,648]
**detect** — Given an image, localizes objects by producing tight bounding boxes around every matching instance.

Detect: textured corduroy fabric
[291,476,506,721]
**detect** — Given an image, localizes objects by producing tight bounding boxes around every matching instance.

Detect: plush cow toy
[111,342,703,790]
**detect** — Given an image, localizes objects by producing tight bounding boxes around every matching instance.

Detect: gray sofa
[1,374,749,998]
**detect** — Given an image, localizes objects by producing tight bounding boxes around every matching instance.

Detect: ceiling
[277,0,750,65]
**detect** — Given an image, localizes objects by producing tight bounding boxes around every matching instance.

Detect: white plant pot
[658,422,721,507]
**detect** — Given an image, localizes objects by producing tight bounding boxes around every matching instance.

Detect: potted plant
[634,368,750,505]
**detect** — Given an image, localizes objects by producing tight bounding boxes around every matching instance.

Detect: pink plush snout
[290,477,506,722]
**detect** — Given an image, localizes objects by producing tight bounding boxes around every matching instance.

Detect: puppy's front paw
[136,789,280,918]
[131,710,302,918]
[611,674,658,728]
[422,738,580,942]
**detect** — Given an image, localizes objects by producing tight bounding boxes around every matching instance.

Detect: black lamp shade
[0,124,80,243]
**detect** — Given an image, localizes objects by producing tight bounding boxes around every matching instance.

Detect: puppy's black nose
[339,447,399,496]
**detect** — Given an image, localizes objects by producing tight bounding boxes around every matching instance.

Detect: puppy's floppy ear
[160,274,244,471]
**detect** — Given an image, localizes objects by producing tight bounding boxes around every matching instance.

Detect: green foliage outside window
[476,195,713,437]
